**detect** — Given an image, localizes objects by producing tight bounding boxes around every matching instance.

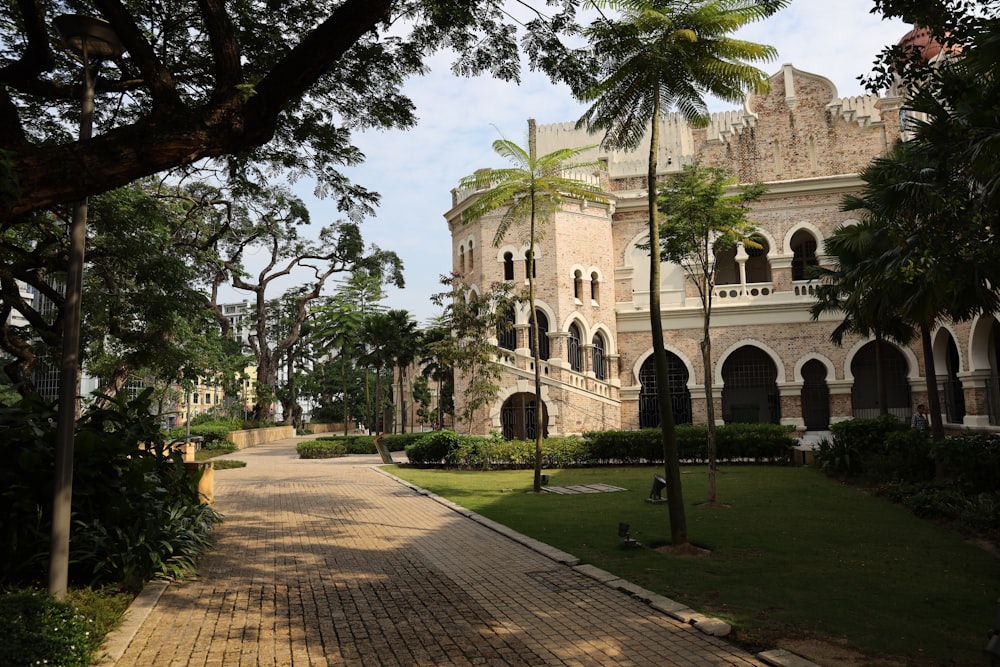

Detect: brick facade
[442,65,1000,437]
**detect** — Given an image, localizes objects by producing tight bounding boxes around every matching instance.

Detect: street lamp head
[53,15,124,61]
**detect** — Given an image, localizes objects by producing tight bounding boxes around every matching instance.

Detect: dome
[897,25,961,62]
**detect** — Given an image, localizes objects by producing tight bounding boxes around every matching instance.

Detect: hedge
[404,424,796,469]
[296,440,347,459]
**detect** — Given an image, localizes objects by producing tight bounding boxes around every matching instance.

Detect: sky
[231,0,912,326]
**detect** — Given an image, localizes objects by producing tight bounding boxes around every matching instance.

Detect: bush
[384,432,429,452]
[816,415,911,478]
[932,432,1000,493]
[0,390,221,592]
[582,424,796,464]
[0,589,99,667]
[296,440,347,459]
[405,430,460,464]
[317,435,378,454]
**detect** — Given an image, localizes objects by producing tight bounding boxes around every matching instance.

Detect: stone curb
[95,580,168,665]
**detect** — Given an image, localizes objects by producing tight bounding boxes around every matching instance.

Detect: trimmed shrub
[582,424,795,464]
[816,415,910,478]
[405,430,461,464]
[317,435,378,454]
[384,432,429,452]
[0,590,97,667]
[296,440,347,459]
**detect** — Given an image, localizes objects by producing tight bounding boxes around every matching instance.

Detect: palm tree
[810,221,916,418]
[460,122,607,492]
[839,140,1000,440]
[387,310,421,433]
[576,0,786,545]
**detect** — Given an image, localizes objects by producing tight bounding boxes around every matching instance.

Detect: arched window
[503,252,514,281]
[745,235,771,283]
[590,271,600,303]
[568,322,583,372]
[468,240,474,270]
[790,230,818,281]
[714,245,739,285]
[525,249,536,279]
[497,303,516,351]
[528,311,550,360]
[592,333,607,381]
[573,270,583,300]
[458,246,465,273]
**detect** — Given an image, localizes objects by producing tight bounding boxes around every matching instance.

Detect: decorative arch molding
[560,313,590,336]
[968,313,999,372]
[495,244,520,262]
[782,221,824,255]
[521,242,544,260]
[631,345,697,388]
[589,322,617,355]
[842,338,921,382]
[464,283,481,301]
[587,266,605,283]
[931,324,964,374]
[792,354,836,382]
[518,299,557,328]
[715,339,787,385]
[488,380,558,432]
[624,230,650,269]
[746,227,778,256]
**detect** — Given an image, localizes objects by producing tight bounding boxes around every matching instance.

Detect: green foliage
[584,424,795,464]
[404,426,794,468]
[883,482,1000,536]
[0,390,221,592]
[165,420,243,447]
[317,435,378,454]
[296,440,347,459]
[211,460,247,470]
[931,432,1000,493]
[381,432,426,453]
[815,415,912,477]
[0,590,96,667]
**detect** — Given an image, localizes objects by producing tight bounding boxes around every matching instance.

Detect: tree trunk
[646,101,687,546]
[529,118,545,494]
[920,322,945,440]
[702,285,718,504]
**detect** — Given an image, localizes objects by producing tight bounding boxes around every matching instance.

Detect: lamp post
[49,15,123,600]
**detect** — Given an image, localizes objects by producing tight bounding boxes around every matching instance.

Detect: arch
[490,381,557,439]
[590,270,600,303]
[502,251,514,281]
[789,228,819,281]
[793,353,836,382]
[458,244,465,273]
[468,239,474,270]
[567,321,583,372]
[592,331,607,381]
[573,268,583,300]
[744,234,772,283]
[967,313,999,372]
[496,301,516,351]
[631,346,696,388]
[499,393,549,440]
[782,221,824,255]
[528,309,550,360]
[590,322,617,356]
[848,340,912,421]
[638,351,693,427]
[720,345,781,424]
[800,358,831,430]
[843,338,920,382]
[932,326,965,423]
[716,339,787,385]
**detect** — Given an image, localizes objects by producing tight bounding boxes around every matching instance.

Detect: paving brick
[108,437,783,666]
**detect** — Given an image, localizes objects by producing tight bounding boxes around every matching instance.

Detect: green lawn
[386,465,999,666]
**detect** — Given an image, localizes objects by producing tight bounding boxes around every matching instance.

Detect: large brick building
[443,64,1000,438]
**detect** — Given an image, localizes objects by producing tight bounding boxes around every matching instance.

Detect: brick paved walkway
[107,437,775,667]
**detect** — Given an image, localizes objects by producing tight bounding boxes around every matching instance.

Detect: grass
[386,464,999,666]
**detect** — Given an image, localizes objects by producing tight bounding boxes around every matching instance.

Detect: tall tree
[459,125,606,492]
[429,274,514,435]
[389,311,422,434]
[576,0,786,545]
[208,186,402,422]
[656,162,764,504]
[0,1,591,221]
